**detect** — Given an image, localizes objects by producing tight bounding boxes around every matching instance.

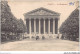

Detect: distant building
[24,7,60,38]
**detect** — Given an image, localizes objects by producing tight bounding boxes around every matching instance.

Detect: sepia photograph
[0,0,79,51]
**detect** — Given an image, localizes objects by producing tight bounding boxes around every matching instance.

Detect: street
[0,39,79,51]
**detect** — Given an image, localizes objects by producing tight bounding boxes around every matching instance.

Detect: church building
[24,7,60,38]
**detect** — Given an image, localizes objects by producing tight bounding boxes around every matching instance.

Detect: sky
[7,0,79,27]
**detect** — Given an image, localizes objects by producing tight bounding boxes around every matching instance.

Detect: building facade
[24,7,60,39]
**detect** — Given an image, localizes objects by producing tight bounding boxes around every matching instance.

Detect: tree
[59,8,79,41]
[1,1,27,41]
[1,1,17,32]
[16,19,26,33]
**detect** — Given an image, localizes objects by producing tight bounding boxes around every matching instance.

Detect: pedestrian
[42,36,45,40]
[36,36,39,40]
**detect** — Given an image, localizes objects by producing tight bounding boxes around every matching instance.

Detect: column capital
[29,18,31,20]
[38,18,41,20]
[48,18,50,20]
[43,18,47,20]
[53,19,55,20]
[34,19,36,20]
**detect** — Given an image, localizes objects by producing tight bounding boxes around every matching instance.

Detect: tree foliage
[59,8,79,41]
[1,1,26,33]
[1,1,26,42]
[16,19,27,33]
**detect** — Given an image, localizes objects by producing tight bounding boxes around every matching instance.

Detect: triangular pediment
[25,7,60,15]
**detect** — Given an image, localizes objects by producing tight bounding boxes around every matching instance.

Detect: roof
[24,7,60,16]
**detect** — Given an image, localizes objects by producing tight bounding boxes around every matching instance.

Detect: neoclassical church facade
[24,7,60,38]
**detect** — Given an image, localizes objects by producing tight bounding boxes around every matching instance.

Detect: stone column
[34,19,36,34]
[53,19,55,34]
[48,19,50,34]
[29,19,31,35]
[39,19,41,34]
[58,19,60,34]
[44,19,45,34]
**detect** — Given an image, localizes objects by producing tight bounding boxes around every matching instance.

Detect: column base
[25,34,59,39]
